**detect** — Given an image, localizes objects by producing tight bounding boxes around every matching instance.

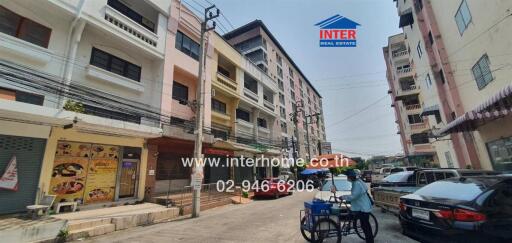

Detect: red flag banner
[0,155,19,191]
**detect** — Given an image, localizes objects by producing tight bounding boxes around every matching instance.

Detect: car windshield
[321,179,352,191]
[414,180,487,201]
[383,171,413,182]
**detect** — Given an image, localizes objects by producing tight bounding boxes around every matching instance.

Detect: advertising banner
[50,142,90,203]
[84,145,119,203]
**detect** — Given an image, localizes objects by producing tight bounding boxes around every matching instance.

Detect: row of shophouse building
[0,0,326,214]
[384,0,512,171]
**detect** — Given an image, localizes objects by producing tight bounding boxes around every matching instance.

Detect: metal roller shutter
[0,135,46,214]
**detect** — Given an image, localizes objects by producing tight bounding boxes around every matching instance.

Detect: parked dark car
[399,176,512,243]
[371,171,416,188]
[361,170,372,182]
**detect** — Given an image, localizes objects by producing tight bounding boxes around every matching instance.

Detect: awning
[399,11,414,28]
[420,104,440,117]
[437,84,512,135]
[300,168,329,175]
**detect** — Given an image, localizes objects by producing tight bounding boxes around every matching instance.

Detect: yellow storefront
[38,127,149,207]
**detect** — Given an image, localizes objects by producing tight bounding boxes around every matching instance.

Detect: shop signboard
[49,142,120,204]
[50,142,91,203]
[84,145,119,203]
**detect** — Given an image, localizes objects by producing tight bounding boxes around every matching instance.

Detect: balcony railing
[405,104,421,110]
[397,67,412,75]
[401,84,417,91]
[104,6,158,47]
[263,99,275,111]
[410,122,427,130]
[244,88,259,102]
[216,72,237,91]
[392,50,408,58]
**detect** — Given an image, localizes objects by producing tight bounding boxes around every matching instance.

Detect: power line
[326,95,389,128]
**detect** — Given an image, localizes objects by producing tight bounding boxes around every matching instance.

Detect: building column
[252,108,260,140]
[144,143,158,201]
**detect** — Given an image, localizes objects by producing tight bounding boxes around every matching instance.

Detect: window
[279,93,285,105]
[276,54,282,66]
[83,104,141,124]
[212,98,226,114]
[444,152,454,168]
[472,54,493,89]
[280,122,287,133]
[0,87,44,106]
[257,118,267,128]
[257,63,267,73]
[175,31,200,60]
[416,41,423,58]
[425,73,432,88]
[90,48,141,82]
[411,133,429,144]
[455,0,472,35]
[212,129,228,140]
[0,6,52,48]
[428,31,434,45]
[289,67,294,78]
[278,79,284,91]
[107,0,155,32]
[280,107,286,119]
[408,114,423,124]
[236,109,250,122]
[487,136,512,172]
[244,73,258,94]
[277,66,283,78]
[439,69,446,84]
[172,82,188,103]
[289,78,295,88]
[217,66,230,77]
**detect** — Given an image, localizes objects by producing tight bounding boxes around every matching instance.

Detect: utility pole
[296,100,321,161]
[192,5,219,218]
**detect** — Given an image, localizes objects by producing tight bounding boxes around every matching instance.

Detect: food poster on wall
[49,142,90,203]
[84,144,120,203]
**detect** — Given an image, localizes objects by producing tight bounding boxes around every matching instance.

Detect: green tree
[63,100,85,113]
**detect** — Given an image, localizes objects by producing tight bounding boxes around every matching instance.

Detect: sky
[192,0,403,158]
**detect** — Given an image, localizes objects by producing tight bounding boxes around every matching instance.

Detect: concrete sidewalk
[52,203,179,241]
[0,215,66,243]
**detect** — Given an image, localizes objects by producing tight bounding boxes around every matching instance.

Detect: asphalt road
[78,191,418,243]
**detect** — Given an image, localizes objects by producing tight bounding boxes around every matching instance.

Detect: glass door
[119,159,138,198]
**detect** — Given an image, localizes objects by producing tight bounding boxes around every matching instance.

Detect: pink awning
[437,84,512,135]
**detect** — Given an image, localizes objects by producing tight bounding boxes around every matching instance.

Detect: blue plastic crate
[304,200,332,215]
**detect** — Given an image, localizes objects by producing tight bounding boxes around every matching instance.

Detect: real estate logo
[315,14,361,47]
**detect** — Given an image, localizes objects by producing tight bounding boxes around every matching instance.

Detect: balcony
[244,88,259,102]
[235,36,266,54]
[413,144,434,152]
[410,122,427,131]
[264,99,275,111]
[395,84,419,100]
[392,50,409,62]
[104,5,158,48]
[405,103,422,111]
[246,49,268,66]
[216,72,237,92]
[396,66,413,78]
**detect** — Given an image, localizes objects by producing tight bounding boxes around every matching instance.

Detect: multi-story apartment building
[224,20,326,162]
[386,0,512,172]
[384,33,439,166]
[0,0,169,214]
